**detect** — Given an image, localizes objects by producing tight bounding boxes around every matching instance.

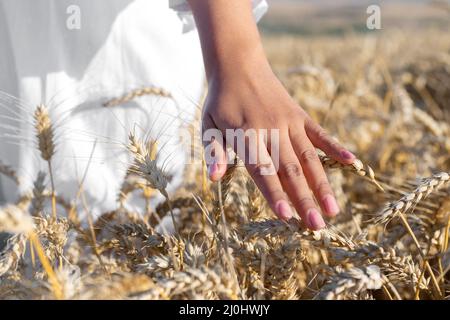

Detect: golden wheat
[0,29,449,300]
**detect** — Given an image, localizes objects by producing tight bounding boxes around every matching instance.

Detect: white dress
[0,0,268,216]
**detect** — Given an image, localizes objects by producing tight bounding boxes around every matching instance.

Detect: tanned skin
[188,0,356,230]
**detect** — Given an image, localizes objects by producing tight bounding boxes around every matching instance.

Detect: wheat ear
[127,133,180,234]
[127,133,169,198]
[0,204,63,297]
[371,172,449,297]
[0,160,20,185]
[0,205,34,234]
[319,155,384,191]
[103,86,172,107]
[373,172,450,225]
[34,104,57,218]
[30,171,46,217]
[315,265,383,300]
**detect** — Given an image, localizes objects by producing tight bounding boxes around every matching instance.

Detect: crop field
[0,1,449,299]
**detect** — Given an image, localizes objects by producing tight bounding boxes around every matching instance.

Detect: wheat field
[1,7,450,300]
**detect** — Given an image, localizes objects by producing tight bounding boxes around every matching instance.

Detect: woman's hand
[203,54,355,230]
[188,0,355,230]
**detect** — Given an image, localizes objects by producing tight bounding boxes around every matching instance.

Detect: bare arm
[188,0,356,230]
[187,0,266,80]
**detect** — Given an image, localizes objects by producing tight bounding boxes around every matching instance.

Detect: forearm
[187,0,270,81]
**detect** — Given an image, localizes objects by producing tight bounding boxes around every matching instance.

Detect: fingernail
[341,150,356,161]
[275,200,293,220]
[323,195,340,216]
[307,209,326,230]
[208,160,218,178]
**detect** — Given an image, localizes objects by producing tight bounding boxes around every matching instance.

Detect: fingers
[277,132,325,230]
[305,120,356,165]
[248,162,293,221]
[290,127,340,218]
[202,116,228,181]
[240,134,293,221]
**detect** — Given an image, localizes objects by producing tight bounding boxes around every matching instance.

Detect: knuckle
[281,162,303,180]
[289,131,302,145]
[319,130,342,150]
[300,149,318,164]
[289,126,305,143]
[265,113,279,125]
[267,189,287,203]
[328,139,342,151]
[288,109,305,123]
[208,107,223,121]
[330,142,342,152]
[250,162,276,178]
[296,197,315,211]
[317,128,330,141]
[314,180,333,197]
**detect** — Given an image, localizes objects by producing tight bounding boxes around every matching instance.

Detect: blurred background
[256,0,450,180]
[260,0,449,36]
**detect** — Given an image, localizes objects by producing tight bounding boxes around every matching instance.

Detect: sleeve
[169,0,269,33]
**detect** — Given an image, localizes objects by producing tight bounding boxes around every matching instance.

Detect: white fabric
[0,0,267,217]
[169,0,269,32]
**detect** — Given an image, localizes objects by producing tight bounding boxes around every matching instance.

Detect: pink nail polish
[341,150,355,161]
[275,200,293,220]
[208,160,218,178]
[307,209,326,230]
[323,195,340,216]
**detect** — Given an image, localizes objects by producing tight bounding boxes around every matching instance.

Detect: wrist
[208,44,272,86]
[188,0,269,81]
